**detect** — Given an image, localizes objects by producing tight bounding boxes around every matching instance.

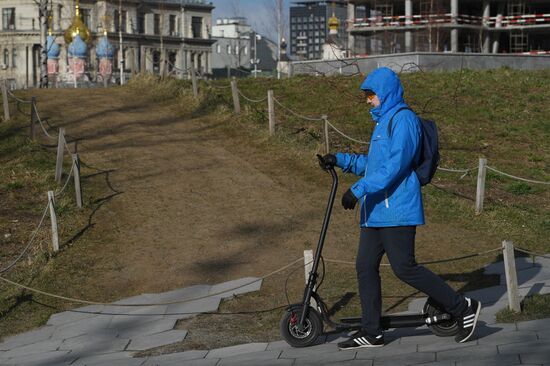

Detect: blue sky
[210,0,291,41]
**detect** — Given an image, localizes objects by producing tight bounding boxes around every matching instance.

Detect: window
[216,44,221,53]
[191,16,202,38]
[80,8,91,29]
[169,14,176,35]
[11,48,16,68]
[114,10,127,32]
[227,44,231,54]
[154,14,160,34]
[234,45,239,55]
[3,49,8,67]
[2,8,15,30]
[137,13,145,34]
[244,46,248,55]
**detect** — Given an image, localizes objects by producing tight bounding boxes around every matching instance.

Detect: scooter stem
[298,167,338,328]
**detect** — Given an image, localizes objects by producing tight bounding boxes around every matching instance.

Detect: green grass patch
[496,294,550,323]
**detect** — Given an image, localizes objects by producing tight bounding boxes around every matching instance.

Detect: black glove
[318,154,337,170]
[342,188,358,210]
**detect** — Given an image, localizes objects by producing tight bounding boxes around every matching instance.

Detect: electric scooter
[279,155,460,348]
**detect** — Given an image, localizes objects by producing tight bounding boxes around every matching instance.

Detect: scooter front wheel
[280,305,323,347]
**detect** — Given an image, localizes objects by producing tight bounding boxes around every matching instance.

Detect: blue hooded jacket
[335,67,425,227]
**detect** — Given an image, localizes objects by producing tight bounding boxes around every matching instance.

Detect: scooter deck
[338,313,448,330]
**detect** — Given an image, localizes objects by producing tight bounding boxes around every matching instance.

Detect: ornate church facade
[0,0,215,88]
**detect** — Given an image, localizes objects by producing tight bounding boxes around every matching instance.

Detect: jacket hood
[360,67,405,122]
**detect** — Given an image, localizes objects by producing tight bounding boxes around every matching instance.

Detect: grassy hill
[0,68,548,349]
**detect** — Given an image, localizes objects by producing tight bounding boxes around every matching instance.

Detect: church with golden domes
[0,0,215,89]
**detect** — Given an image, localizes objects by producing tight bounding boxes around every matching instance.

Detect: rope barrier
[208,83,232,90]
[272,96,324,122]
[0,257,305,307]
[34,108,58,140]
[54,161,75,198]
[324,247,502,267]
[325,118,370,145]
[0,204,49,274]
[237,88,267,103]
[486,166,550,185]
[514,247,550,260]
[63,140,73,156]
[7,90,32,104]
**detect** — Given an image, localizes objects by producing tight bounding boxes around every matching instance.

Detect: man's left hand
[342,189,358,210]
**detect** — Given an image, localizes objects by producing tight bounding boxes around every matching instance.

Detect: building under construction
[346,0,550,56]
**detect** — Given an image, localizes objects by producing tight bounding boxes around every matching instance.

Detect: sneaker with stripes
[455,297,481,343]
[338,331,384,350]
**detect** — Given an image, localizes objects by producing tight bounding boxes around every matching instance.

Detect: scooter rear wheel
[424,298,459,337]
[280,305,323,347]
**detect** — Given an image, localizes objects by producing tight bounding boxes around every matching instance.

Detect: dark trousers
[356,226,467,335]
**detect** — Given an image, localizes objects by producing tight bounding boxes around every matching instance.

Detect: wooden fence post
[503,240,521,312]
[304,249,318,309]
[55,128,66,183]
[47,191,59,252]
[30,96,37,140]
[1,80,9,121]
[268,90,275,136]
[190,62,198,98]
[72,154,82,208]
[322,115,330,154]
[475,157,487,214]
[231,78,240,114]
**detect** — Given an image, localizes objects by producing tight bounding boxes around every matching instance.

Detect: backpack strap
[387,107,413,138]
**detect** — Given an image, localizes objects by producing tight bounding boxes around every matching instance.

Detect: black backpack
[388,107,440,186]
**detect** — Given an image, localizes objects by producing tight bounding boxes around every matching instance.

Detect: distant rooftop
[146,0,214,6]
[292,0,346,5]
[215,17,249,26]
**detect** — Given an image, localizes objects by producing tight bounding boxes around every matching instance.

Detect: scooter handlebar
[316,154,336,172]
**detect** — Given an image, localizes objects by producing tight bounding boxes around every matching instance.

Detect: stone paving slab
[206,342,268,359]
[498,339,550,354]
[51,315,113,340]
[455,354,521,366]
[293,350,358,365]
[0,326,55,351]
[1,339,62,359]
[371,351,436,365]
[5,350,77,366]
[70,351,136,366]
[150,284,212,303]
[216,350,282,365]
[520,352,550,364]
[127,330,188,351]
[118,317,178,339]
[141,350,209,365]
[208,277,262,298]
[164,296,221,316]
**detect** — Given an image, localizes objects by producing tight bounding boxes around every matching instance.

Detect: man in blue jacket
[322,67,481,350]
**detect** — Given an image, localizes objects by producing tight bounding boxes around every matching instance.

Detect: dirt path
[32,88,353,297]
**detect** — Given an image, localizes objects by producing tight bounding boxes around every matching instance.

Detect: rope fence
[0,82,88,279]
[0,204,50,274]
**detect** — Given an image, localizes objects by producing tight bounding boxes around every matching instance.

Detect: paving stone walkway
[1,256,550,365]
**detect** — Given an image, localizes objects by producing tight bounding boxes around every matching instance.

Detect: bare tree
[257,0,285,78]
[229,0,243,18]
[37,0,48,88]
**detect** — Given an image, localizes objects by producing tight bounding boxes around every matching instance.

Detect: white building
[211,17,277,78]
[0,0,215,89]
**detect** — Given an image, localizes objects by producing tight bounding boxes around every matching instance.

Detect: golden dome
[64,0,90,44]
[329,14,339,31]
